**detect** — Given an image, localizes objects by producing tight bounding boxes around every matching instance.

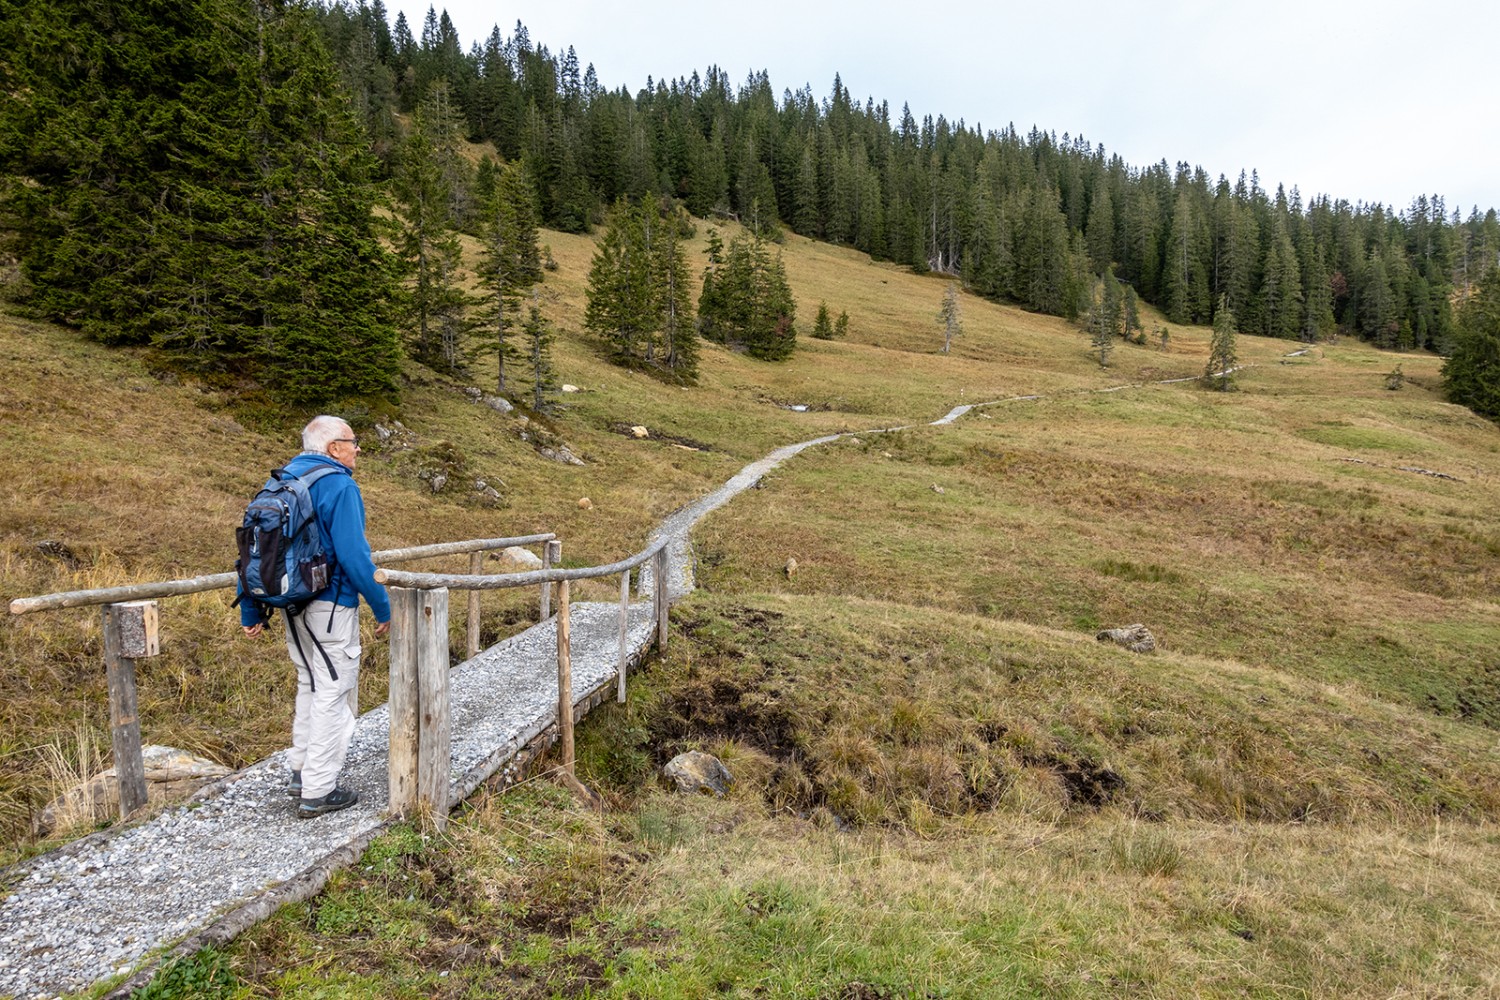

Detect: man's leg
[295,603,362,800]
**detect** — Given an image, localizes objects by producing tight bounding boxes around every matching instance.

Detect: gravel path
[1,368,1256,997]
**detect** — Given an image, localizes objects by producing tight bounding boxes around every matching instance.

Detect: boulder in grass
[663,751,733,797]
[34,746,232,836]
[1095,624,1156,653]
[495,546,544,573]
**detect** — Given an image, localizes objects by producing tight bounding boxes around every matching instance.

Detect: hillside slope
[4,220,1500,996]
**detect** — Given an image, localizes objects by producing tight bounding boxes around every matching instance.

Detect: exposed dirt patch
[608,422,713,451]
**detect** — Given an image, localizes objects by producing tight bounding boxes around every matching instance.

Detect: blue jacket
[239,453,391,627]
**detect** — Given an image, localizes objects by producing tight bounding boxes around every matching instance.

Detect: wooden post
[653,547,669,652]
[101,604,148,819]
[466,552,482,659]
[387,587,419,818]
[540,540,561,620]
[556,580,574,775]
[617,570,630,703]
[417,587,451,831]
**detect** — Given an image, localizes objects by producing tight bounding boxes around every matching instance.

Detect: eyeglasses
[333,436,360,448]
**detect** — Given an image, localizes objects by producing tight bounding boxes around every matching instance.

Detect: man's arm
[325,485,391,624]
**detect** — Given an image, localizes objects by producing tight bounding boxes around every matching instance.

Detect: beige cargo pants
[284,601,361,800]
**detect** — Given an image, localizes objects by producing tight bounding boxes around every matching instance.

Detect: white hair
[301,415,351,455]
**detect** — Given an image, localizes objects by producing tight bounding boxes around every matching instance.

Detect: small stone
[882,451,893,459]
[577,497,594,510]
[430,473,448,493]
[930,483,945,494]
[561,384,581,393]
[482,395,513,414]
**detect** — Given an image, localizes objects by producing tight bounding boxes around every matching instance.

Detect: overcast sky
[388,0,1500,216]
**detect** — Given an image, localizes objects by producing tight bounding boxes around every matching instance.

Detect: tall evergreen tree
[476,160,542,393]
[1205,295,1239,390]
[392,79,474,372]
[1442,269,1500,420]
[937,282,963,353]
[0,0,400,404]
[521,296,560,412]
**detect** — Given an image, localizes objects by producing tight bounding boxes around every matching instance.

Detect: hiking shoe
[287,770,302,798]
[297,786,359,818]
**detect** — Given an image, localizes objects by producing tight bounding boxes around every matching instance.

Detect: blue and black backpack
[234,466,339,616]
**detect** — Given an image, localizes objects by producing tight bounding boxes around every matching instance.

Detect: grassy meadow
[3,214,1500,997]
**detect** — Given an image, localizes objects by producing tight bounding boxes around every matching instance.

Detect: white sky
[389,0,1500,216]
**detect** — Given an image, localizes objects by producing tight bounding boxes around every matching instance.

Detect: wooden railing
[7,534,564,822]
[373,537,672,828]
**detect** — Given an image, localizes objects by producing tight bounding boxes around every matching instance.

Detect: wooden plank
[101,605,147,819]
[416,588,451,831]
[466,552,482,659]
[556,579,574,774]
[617,570,630,703]
[654,547,669,652]
[386,587,420,818]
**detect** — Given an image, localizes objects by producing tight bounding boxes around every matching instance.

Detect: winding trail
[0,364,1262,998]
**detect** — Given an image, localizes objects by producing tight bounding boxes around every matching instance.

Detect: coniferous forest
[2,0,1499,416]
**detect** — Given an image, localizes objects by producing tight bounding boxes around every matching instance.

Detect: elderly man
[240,415,389,818]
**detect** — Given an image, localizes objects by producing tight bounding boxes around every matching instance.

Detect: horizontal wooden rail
[8,534,556,615]
[374,537,670,592]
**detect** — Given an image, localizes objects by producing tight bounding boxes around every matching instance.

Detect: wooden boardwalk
[0,600,660,999]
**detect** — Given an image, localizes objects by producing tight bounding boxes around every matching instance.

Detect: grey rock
[539,445,586,467]
[483,395,513,414]
[663,751,733,797]
[1095,624,1156,653]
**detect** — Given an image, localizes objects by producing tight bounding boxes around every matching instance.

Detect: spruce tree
[937,283,963,353]
[652,204,699,381]
[0,0,400,404]
[835,310,850,339]
[813,302,834,340]
[477,160,542,393]
[1442,270,1500,420]
[1204,295,1239,390]
[522,297,560,413]
[393,80,475,373]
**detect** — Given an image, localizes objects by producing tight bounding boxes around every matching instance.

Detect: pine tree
[0,0,400,404]
[584,197,697,379]
[937,283,963,353]
[698,230,796,360]
[1123,285,1143,342]
[392,79,474,373]
[585,200,652,363]
[1442,269,1500,420]
[835,310,850,339]
[476,160,542,393]
[813,302,834,340]
[1204,295,1239,390]
[521,296,559,412]
[652,204,699,381]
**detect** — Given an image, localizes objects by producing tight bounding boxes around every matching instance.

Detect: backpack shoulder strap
[298,465,342,488]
